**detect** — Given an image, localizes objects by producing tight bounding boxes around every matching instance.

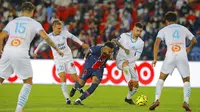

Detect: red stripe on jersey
[92,54,107,69]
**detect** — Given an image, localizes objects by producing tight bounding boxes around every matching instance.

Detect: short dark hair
[22,2,35,12]
[134,22,143,29]
[164,11,177,22]
[104,42,115,49]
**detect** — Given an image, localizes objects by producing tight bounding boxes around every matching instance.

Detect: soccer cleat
[182,102,192,112]
[79,88,84,94]
[125,97,135,105]
[66,98,71,105]
[74,99,84,105]
[70,87,76,97]
[149,100,160,110]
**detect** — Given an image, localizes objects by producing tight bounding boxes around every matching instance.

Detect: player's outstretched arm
[39,30,64,57]
[111,39,130,55]
[33,41,47,59]
[186,38,198,54]
[0,31,8,55]
[152,38,161,67]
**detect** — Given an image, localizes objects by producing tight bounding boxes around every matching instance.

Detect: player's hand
[186,47,191,54]
[57,49,64,57]
[152,59,157,67]
[111,39,117,44]
[33,53,37,59]
[82,44,89,49]
[125,49,130,55]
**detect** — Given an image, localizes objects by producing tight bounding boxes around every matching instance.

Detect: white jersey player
[149,11,197,111]
[112,22,144,105]
[0,2,63,112]
[34,19,89,104]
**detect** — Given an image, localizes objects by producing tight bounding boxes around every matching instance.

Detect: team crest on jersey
[71,63,75,67]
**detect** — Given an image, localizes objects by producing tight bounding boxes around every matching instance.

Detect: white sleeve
[34,21,44,34]
[34,41,47,54]
[128,42,144,63]
[156,29,165,41]
[185,28,195,40]
[3,22,12,34]
[64,30,83,45]
[118,34,124,43]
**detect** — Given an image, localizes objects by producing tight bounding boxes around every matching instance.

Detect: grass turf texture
[0,84,200,112]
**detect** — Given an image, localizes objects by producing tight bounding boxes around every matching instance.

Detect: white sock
[155,79,164,101]
[61,82,69,99]
[184,82,191,103]
[15,84,32,112]
[126,88,138,99]
[75,98,81,101]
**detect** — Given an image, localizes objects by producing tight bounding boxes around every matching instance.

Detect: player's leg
[74,69,103,105]
[14,58,33,112]
[0,77,4,84]
[176,57,192,111]
[56,63,71,104]
[149,56,175,110]
[16,77,32,112]
[125,64,138,105]
[0,55,12,84]
[70,69,89,97]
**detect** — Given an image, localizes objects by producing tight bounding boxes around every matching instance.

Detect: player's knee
[122,62,128,68]
[23,77,33,85]
[128,80,139,89]
[128,80,134,89]
[183,76,190,82]
[92,76,100,84]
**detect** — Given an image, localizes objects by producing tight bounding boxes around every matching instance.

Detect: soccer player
[70,42,115,105]
[149,11,197,111]
[112,22,144,105]
[33,19,89,104]
[0,2,64,112]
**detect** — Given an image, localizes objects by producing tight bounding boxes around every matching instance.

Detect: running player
[0,2,63,112]
[33,19,89,104]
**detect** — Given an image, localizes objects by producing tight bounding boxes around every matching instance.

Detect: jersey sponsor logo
[11,39,21,46]
[171,45,181,52]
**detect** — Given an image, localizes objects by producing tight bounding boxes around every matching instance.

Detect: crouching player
[70,42,115,105]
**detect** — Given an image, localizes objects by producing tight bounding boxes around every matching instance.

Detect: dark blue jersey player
[70,42,115,105]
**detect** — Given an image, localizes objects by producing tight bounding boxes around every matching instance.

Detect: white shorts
[55,59,77,75]
[161,55,190,78]
[0,50,33,80]
[116,59,138,81]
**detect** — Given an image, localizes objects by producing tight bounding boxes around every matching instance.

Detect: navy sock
[80,83,98,100]
[75,81,83,89]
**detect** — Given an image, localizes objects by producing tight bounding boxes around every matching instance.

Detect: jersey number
[172,29,180,39]
[15,22,27,34]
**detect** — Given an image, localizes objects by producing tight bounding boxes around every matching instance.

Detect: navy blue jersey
[84,46,109,69]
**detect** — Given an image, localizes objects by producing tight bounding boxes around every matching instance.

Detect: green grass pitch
[0,84,200,112]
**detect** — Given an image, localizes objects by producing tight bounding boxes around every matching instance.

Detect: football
[136,95,148,106]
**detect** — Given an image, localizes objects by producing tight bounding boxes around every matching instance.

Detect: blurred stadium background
[0,0,200,112]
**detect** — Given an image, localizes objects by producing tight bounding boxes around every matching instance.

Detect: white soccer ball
[136,95,148,106]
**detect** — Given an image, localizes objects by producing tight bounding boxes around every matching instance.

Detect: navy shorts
[80,68,104,81]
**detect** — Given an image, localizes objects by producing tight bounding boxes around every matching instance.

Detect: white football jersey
[116,32,144,64]
[37,30,83,62]
[3,16,44,52]
[157,24,194,57]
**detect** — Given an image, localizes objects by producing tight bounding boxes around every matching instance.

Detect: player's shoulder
[137,37,144,45]
[120,32,131,38]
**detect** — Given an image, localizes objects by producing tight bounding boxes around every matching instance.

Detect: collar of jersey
[130,32,138,43]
